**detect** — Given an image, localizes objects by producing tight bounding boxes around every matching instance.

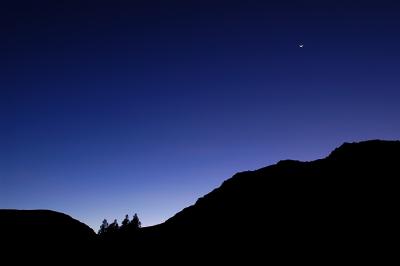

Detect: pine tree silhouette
[108,219,119,233]
[131,213,141,229]
[121,214,130,228]
[98,219,109,235]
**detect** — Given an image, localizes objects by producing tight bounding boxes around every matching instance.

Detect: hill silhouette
[1,140,398,262]
[0,209,95,240]
[0,209,96,260]
[123,140,399,261]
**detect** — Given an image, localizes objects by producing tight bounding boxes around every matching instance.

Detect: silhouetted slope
[165,140,398,226]
[0,210,96,248]
[131,140,399,261]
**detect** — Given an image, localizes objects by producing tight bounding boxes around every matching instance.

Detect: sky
[1,0,400,230]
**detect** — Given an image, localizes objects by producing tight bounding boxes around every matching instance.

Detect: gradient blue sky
[1,0,400,230]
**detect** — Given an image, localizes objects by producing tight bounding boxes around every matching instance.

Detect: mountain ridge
[162,139,399,225]
[1,139,398,262]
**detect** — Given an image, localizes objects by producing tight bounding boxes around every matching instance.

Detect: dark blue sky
[2,0,400,230]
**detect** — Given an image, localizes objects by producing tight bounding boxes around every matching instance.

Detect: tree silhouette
[121,214,130,228]
[98,213,140,236]
[131,213,141,229]
[98,219,109,235]
[108,219,119,233]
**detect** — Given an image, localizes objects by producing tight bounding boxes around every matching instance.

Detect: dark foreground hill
[1,140,399,262]
[0,209,96,257]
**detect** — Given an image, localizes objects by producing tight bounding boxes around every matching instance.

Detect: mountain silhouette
[1,140,398,262]
[124,140,399,261]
